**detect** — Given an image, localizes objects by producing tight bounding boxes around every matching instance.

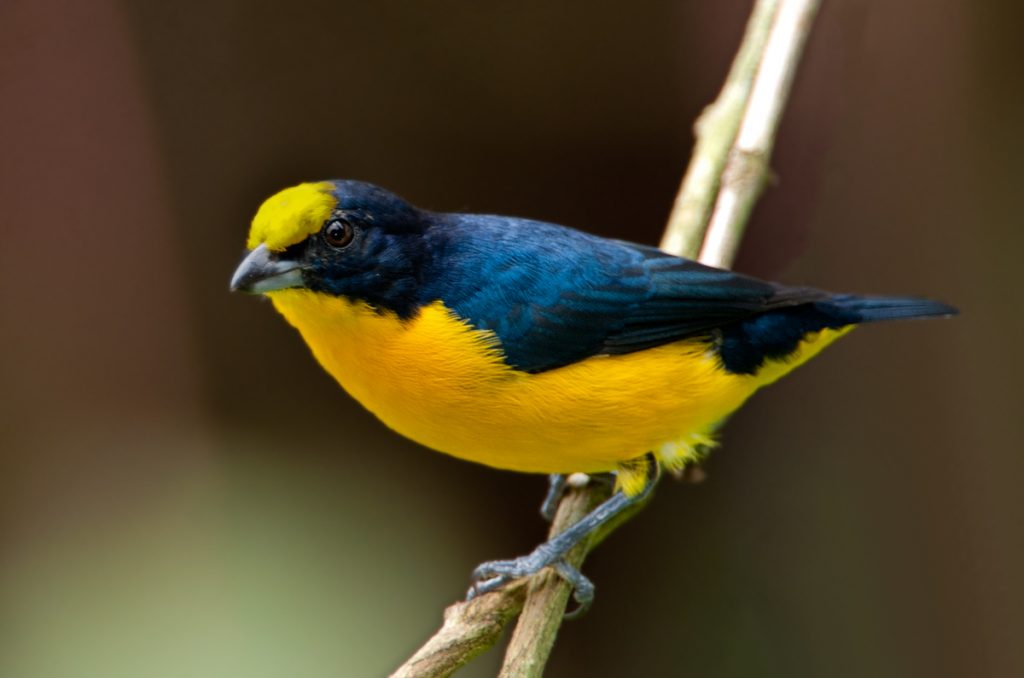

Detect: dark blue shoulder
[418,214,651,372]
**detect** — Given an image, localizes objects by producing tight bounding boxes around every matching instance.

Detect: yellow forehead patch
[247,182,337,251]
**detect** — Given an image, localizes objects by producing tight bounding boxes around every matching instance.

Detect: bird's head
[230,180,433,316]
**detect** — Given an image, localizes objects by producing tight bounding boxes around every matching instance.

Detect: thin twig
[661,0,781,258]
[391,2,821,675]
[390,580,528,678]
[699,0,821,267]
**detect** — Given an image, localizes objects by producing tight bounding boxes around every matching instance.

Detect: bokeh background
[2,1,1021,676]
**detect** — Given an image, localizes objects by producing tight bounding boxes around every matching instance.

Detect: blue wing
[418,214,819,373]
[420,214,952,374]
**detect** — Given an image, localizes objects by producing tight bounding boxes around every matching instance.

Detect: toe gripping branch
[468,453,659,617]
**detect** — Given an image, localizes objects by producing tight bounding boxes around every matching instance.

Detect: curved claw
[466,574,510,600]
[553,560,595,618]
[467,552,544,601]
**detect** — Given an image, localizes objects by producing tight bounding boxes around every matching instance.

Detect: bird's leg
[539,474,567,522]
[540,472,616,521]
[469,453,658,614]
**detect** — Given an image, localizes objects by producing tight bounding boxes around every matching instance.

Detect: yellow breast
[267,290,847,477]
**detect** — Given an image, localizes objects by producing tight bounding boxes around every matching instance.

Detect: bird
[230,179,956,610]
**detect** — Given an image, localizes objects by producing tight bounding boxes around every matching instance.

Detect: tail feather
[825,294,959,323]
[719,293,957,374]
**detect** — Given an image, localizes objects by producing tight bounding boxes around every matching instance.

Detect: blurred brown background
[1,1,1020,676]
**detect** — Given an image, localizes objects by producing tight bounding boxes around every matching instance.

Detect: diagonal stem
[391,2,822,675]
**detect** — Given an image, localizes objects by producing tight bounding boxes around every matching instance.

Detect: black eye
[323,219,354,248]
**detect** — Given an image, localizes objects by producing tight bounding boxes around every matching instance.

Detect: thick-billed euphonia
[231,180,956,609]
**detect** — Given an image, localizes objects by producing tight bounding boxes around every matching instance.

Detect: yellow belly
[268,290,847,477]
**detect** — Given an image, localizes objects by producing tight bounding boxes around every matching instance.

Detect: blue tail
[719,294,957,374]
[824,295,959,324]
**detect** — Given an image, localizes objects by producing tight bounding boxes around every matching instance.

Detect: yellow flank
[267,289,851,493]
[247,182,337,251]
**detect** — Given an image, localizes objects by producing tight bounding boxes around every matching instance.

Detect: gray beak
[230,243,304,294]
